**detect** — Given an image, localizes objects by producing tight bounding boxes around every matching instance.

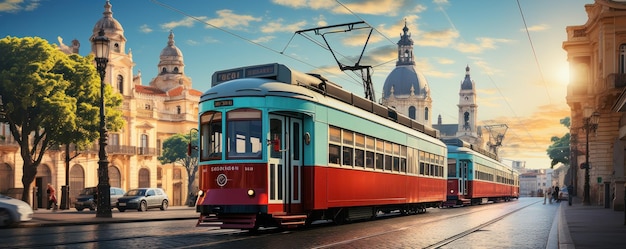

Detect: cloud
[205,9,262,30]
[434,57,454,65]
[523,24,550,32]
[330,0,405,16]
[260,19,307,33]
[252,36,276,43]
[161,16,205,30]
[0,0,39,13]
[485,104,570,167]
[139,24,153,34]
[272,0,336,10]
[315,14,327,27]
[416,29,459,47]
[456,37,512,53]
[273,0,406,16]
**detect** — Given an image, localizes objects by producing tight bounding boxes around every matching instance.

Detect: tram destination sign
[214,99,233,107]
[212,63,279,86]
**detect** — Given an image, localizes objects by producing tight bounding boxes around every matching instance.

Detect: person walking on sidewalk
[553,185,560,203]
[46,183,58,211]
[544,187,552,204]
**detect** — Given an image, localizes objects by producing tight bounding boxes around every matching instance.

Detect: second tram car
[195,63,448,229]
[443,138,519,206]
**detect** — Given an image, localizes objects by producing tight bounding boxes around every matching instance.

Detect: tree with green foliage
[158,130,199,206]
[547,117,571,169]
[0,36,124,203]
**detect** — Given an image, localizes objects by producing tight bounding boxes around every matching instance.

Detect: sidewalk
[558,196,626,249]
[17,205,198,228]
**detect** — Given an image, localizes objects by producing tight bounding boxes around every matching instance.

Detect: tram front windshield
[200,108,263,161]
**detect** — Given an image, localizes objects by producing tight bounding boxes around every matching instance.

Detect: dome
[382,65,429,98]
[160,31,183,58]
[92,1,124,34]
[461,65,474,90]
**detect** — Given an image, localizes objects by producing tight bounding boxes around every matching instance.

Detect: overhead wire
[517,0,553,105]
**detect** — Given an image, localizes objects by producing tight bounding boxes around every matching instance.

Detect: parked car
[559,186,569,200]
[74,187,125,211]
[116,188,169,212]
[0,194,33,227]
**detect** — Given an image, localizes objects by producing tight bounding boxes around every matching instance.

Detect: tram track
[422,200,539,249]
[310,200,541,249]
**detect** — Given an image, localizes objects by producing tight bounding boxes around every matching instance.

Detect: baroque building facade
[0,1,201,208]
[564,0,626,210]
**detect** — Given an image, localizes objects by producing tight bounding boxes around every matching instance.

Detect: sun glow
[557,63,570,85]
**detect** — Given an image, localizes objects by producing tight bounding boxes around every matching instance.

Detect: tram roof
[203,63,441,139]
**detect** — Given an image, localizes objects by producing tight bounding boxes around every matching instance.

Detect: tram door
[459,160,469,195]
[268,114,302,213]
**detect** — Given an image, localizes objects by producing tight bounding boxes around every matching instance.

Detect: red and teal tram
[195,63,447,230]
[443,139,519,206]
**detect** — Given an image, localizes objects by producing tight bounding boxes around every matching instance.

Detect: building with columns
[0,1,202,208]
[564,0,626,210]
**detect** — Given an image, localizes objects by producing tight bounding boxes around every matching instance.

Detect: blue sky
[0,0,592,169]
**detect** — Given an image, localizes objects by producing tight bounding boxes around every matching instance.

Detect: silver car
[0,194,33,227]
[116,188,169,212]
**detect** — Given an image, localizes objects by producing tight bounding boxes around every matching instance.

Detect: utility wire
[517,0,553,104]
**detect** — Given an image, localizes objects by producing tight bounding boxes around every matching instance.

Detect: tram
[443,138,519,206]
[194,63,448,229]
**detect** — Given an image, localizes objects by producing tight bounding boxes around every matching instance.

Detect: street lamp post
[92,28,112,218]
[582,111,600,206]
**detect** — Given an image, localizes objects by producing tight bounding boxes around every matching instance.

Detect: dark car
[74,187,125,211]
[116,188,169,212]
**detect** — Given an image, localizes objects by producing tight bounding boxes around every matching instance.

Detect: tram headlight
[450,189,454,194]
[247,189,255,197]
[197,190,204,197]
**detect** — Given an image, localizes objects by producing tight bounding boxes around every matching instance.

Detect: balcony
[137,147,157,156]
[108,145,137,155]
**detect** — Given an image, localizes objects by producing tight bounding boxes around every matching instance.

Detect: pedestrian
[567,184,574,206]
[46,183,57,211]
[553,185,560,203]
[544,187,551,204]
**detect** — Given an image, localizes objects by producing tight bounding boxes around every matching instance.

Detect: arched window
[408,106,416,119]
[114,43,120,52]
[176,106,181,114]
[108,166,121,188]
[162,67,167,74]
[173,67,179,73]
[138,168,150,188]
[424,107,429,121]
[69,165,85,201]
[117,75,124,94]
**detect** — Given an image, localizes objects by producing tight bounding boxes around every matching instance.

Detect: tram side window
[200,111,222,161]
[448,159,456,177]
[226,109,262,159]
[342,130,354,166]
[329,144,341,164]
[329,126,341,165]
[355,133,365,168]
[365,137,375,169]
[375,140,384,170]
